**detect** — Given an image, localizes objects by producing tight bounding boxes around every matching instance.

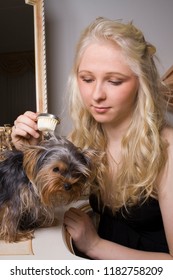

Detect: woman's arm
[64,207,173,260]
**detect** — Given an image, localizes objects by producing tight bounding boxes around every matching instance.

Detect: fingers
[64,207,91,236]
[11,111,42,149]
[64,208,84,221]
[13,121,39,139]
[13,111,40,139]
[64,208,82,226]
[63,207,99,256]
[64,208,81,231]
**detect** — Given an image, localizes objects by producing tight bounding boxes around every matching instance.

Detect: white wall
[44,0,173,136]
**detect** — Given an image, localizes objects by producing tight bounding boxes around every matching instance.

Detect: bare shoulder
[158,127,173,193]
[161,125,173,147]
[158,126,173,193]
[158,129,173,256]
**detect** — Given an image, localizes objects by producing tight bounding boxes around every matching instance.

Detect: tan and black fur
[0,136,96,242]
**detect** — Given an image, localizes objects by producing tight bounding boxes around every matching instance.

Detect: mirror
[0,0,47,127]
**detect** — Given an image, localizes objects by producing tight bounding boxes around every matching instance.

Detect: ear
[22,146,46,181]
[82,149,102,175]
[82,149,103,192]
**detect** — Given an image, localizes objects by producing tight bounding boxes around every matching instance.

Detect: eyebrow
[78,70,130,78]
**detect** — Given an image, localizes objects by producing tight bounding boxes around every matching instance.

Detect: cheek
[117,90,137,106]
[78,80,90,105]
[80,91,90,105]
[117,82,138,106]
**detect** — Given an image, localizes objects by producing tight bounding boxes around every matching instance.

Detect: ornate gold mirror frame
[162,65,173,110]
[25,0,48,113]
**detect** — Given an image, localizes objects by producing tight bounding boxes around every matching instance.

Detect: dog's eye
[53,167,60,173]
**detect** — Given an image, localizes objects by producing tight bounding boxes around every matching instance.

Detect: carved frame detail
[25,0,48,113]
[162,65,173,110]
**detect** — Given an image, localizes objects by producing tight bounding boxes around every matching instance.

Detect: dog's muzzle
[64,183,72,191]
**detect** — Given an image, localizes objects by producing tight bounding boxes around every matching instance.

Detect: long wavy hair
[67,17,168,212]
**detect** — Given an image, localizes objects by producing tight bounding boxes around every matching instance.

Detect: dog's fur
[0,136,96,242]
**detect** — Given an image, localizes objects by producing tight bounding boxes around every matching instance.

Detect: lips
[92,105,111,113]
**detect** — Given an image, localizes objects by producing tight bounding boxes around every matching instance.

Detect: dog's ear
[22,146,46,181]
[81,149,102,178]
[80,149,102,190]
[82,149,102,165]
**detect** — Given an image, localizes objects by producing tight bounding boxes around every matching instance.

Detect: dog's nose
[64,183,72,190]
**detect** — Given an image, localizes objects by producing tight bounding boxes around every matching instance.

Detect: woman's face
[77,41,139,128]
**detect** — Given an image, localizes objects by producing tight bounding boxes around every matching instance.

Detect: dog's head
[23,136,97,205]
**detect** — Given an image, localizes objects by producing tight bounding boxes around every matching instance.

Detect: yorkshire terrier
[0,135,96,242]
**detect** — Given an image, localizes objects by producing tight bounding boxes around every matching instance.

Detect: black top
[89,194,169,253]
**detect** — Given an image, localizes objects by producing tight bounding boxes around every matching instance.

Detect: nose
[64,183,72,191]
[92,81,106,102]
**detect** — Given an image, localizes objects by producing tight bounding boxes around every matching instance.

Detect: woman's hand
[11,111,41,150]
[64,207,100,257]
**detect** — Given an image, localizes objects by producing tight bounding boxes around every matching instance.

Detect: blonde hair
[68,17,168,212]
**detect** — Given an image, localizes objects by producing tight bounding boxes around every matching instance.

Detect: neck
[102,118,131,165]
[102,118,130,146]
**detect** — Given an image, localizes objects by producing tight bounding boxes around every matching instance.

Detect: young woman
[11,17,173,259]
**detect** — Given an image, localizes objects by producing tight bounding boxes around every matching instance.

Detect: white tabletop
[0,201,88,260]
